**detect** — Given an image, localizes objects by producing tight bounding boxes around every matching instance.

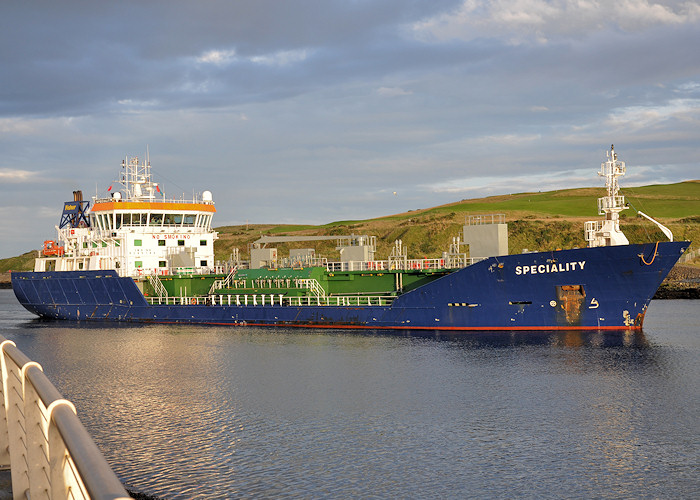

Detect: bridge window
[183,214,196,226]
[130,213,147,226]
[149,213,163,226]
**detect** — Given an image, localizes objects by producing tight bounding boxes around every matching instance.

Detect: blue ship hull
[11,241,688,330]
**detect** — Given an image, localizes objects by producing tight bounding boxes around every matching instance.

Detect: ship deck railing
[0,335,129,499]
[598,195,625,212]
[465,213,506,225]
[325,257,484,272]
[129,265,213,278]
[129,257,487,279]
[146,293,397,307]
[584,220,604,243]
[94,195,214,206]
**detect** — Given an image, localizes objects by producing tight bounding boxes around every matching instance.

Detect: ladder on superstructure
[148,274,169,300]
[209,266,238,294]
[297,278,326,299]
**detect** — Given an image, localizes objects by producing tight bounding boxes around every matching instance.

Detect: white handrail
[146,293,397,307]
[0,336,129,500]
[209,265,238,294]
[297,278,326,298]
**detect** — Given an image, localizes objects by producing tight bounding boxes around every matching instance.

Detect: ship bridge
[34,155,219,277]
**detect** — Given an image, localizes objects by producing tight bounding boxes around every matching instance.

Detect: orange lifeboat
[42,240,65,257]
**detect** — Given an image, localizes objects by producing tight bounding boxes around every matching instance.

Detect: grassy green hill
[0,251,37,274]
[397,181,700,220]
[2,180,699,273]
[213,180,700,264]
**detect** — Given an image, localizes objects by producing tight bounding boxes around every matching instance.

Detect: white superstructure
[34,156,218,277]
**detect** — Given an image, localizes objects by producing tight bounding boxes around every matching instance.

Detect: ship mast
[119,155,161,202]
[598,144,627,220]
[585,145,629,247]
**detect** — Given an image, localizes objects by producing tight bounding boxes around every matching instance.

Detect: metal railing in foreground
[0,335,129,500]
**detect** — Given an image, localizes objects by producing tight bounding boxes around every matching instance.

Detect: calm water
[0,289,698,499]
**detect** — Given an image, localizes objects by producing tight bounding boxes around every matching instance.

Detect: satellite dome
[202,190,213,202]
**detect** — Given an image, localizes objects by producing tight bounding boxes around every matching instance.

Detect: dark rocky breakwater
[654,265,700,299]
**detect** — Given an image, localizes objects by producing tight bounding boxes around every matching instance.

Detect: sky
[1,0,699,258]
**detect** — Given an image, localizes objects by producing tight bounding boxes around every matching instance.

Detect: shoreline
[654,264,700,299]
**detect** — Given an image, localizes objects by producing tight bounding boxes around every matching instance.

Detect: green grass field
[414,181,700,220]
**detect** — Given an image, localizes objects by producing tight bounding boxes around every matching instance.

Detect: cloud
[412,0,700,43]
[0,117,80,136]
[425,169,592,196]
[376,86,414,97]
[116,99,160,111]
[465,133,543,146]
[197,49,238,66]
[0,169,40,183]
[0,118,36,135]
[676,81,700,92]
[249,49,311,66]
[605,98,700,131]
[196,48,311,67]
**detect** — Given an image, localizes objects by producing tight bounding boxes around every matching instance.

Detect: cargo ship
[11,147,689,330]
